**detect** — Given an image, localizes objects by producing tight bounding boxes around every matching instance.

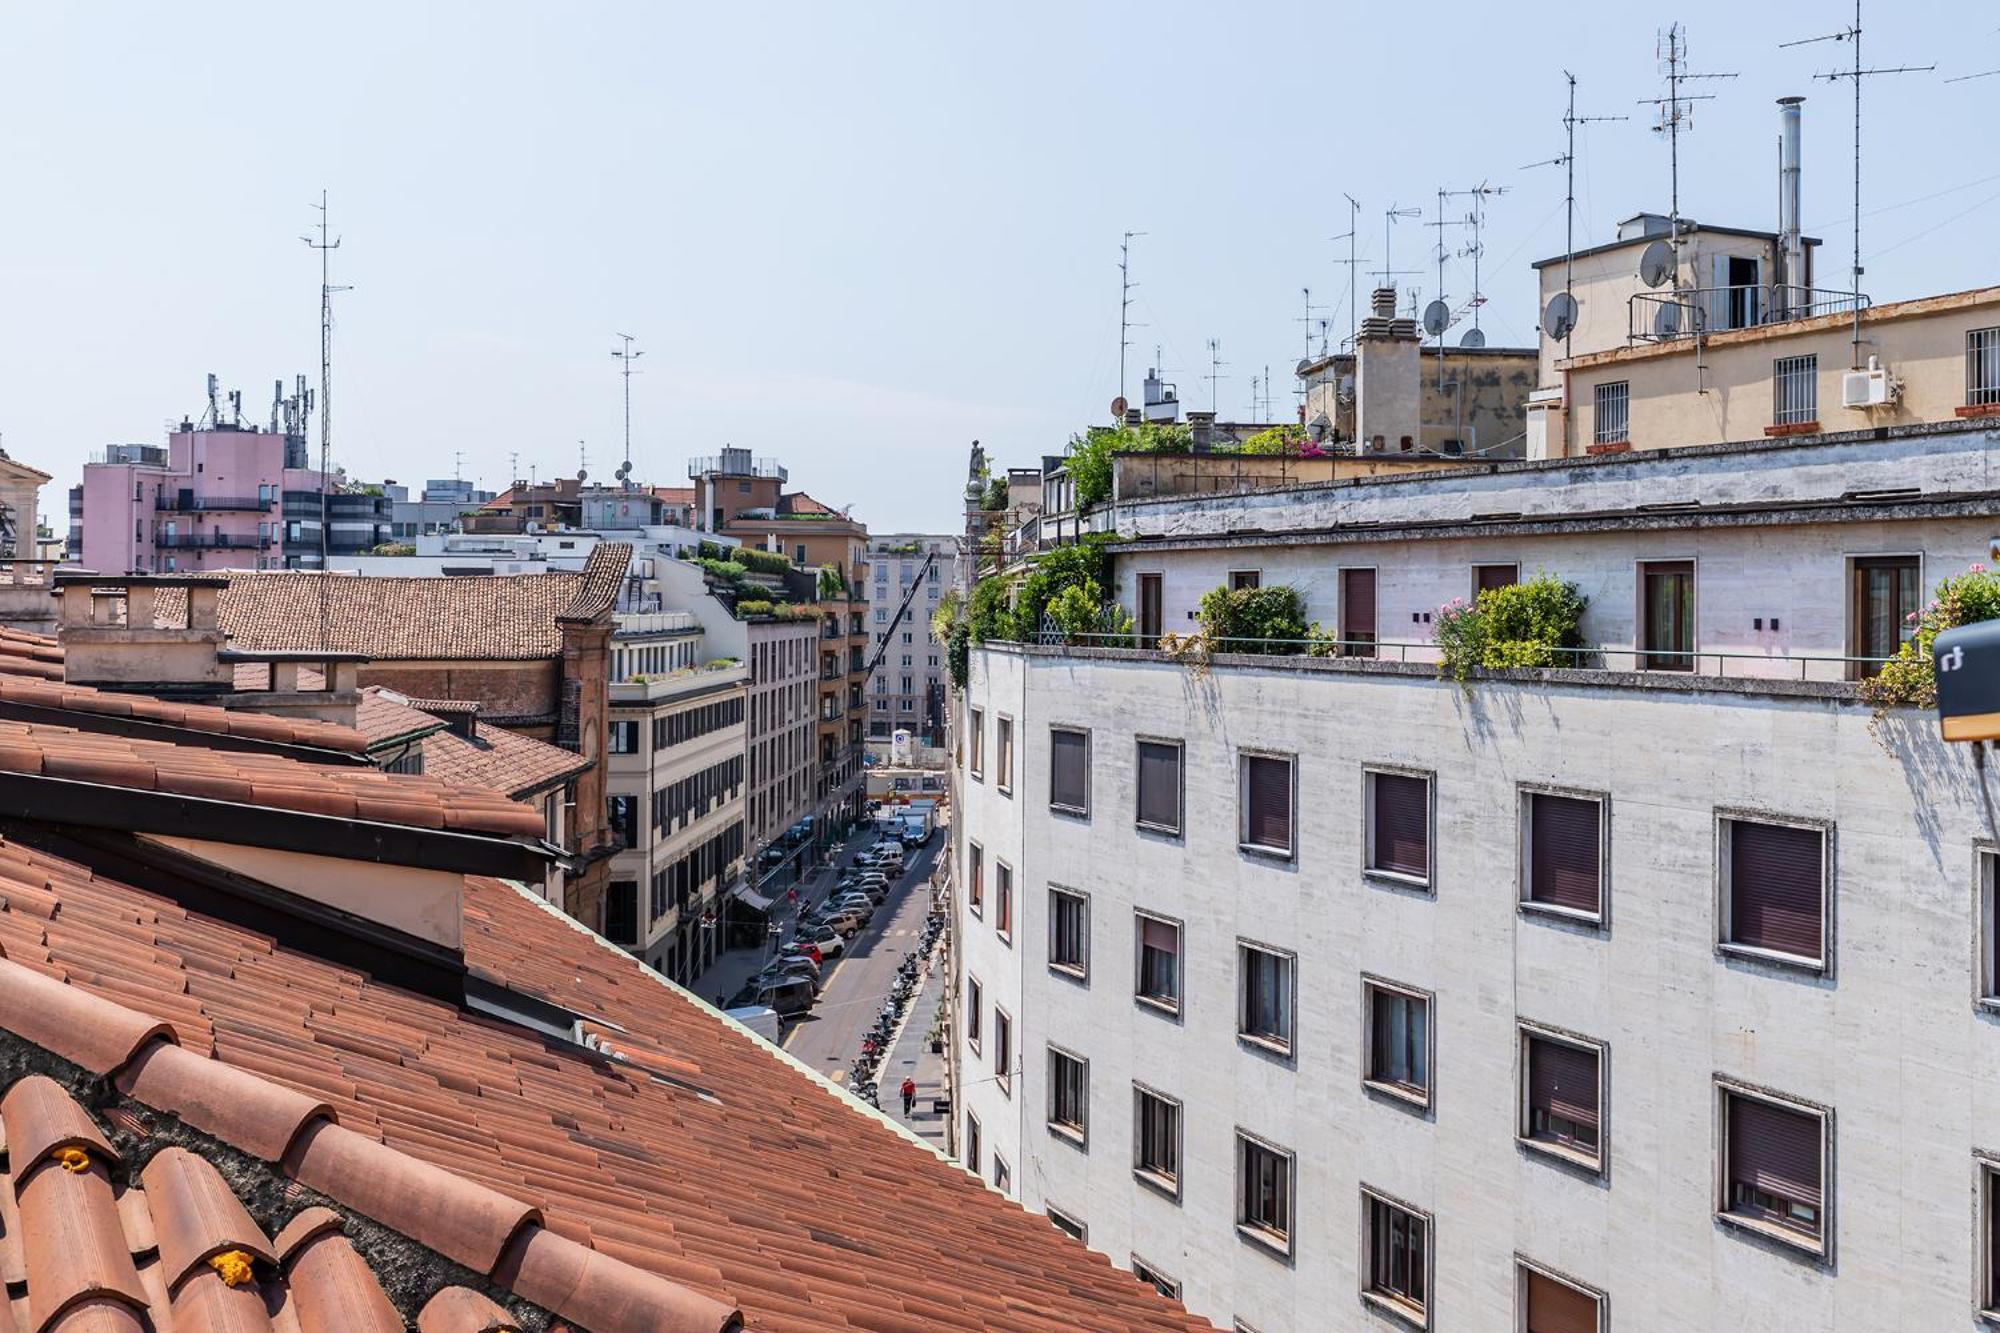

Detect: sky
[3,2,1997,535]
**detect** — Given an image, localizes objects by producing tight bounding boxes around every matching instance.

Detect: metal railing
[1628,284,1867,344]
[155,495,273,513]
[156,534,272,551]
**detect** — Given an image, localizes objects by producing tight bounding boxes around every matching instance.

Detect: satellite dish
[1295,358,1315,376]
[1336,374,1356,403]
[1653,302,1682,338]
[1639,239,1675,289]
[1542,292,1579,341]
[1421,299,1450,337]
[1459,328,1487,349]
[616,462,631,479]
[577,468,589,482]
[1110,396,1129,419]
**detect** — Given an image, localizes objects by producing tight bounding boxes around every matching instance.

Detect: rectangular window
[1046,1207,1086,1242]
[1522,790,1604,918]
[1849,555,1919,678]
[1593,380,1630,445]
[1137,573,1163,648]
[1363,1191,1429,1323]
[1050,727,1089,815]
[1773,353,1818,426]
[966,842,983,914]
[607,795,638,850]
[1133,1085,1181,1193]
[1520,1265,1602,1333]
[995,716,1014,792]
[1136,739,1183,834]
[993,1008,1012,1093]
[1136,913,1181,1014]
[993,1155,1009,1192]
[1971,326,2000,407]
[1521,1028,1604,1170]
[1474,562,1519,595]
[995,862,1013,940]
[1132,1257,1179,1302]
[1340,567,1377,657]
[1240,753,1294,856]
[968,707,984,779]
[1367,769,1431,884]
[1720,1085,1828,1252]
[1720,814,1829,968]
[1365,981,1431,1106]
[1236,1133,1294,1254]
[1238,942,1295,1055]
[1981,1159,2000,1316]
[1049,887,1089,979]
[1048,1047,1088,1143]
[1640,559,1695,672]
[965,976,982,1053]
[608,720,640,755]
[605,881,638,945]
[1229,569,1261,591]
[963,1112,980,1175]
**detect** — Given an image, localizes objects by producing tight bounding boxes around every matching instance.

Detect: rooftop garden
[1059,421,1335,508]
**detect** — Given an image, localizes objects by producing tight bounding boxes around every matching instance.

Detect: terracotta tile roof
[559,544,630,625]
[0,839,1208,1331]
[0,672,369,756]
[353,687,448,748]
[359,688,588,799]
[0,628,63,681]
[0,719,546,838]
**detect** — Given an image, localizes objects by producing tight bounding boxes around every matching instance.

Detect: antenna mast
[1524,73,1629,356]
[1206,338,1226,412]
[1118,231,1146,404]
[1333,193,1368,351]
[1443,182,1509,339]
[301,191,347,576]
[1782,0,1934,366]
[1639,25,1737,296]
[1375,205,1422,289]
[611,333,643,470]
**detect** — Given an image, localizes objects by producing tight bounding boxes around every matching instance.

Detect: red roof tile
[359,688,588,798]
[0,673,368,755]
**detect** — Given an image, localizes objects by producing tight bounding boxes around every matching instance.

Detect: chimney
[1187,410,1216,453]
[1354,286,1422,454]
[1777,97,1805,317]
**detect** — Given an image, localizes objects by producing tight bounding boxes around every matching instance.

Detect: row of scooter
[847,904,947,1108]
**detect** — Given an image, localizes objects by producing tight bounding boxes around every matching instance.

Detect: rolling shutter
[1529,1038,1599,1130]
[1530,795,1601,913]
[1372,773,1429,878]
[1050,730,1088,811]
[1476,564,1519,594]
[1525,1271,1598,1333]
[1243,757,1292,852]
[1728,1095,1822,1208]
[1137,741,1182,830]
[1729,821,1824,959]
[1341,568,1376,639]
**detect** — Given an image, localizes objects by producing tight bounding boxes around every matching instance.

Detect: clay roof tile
[492,1224,742,1333]
[138,1147,277,1292]
[116,1039,334,1167]
[273,1215,404,1333]
[1,1076,117,1175]
[416,1286,522,1333]
[0,959,176,1075]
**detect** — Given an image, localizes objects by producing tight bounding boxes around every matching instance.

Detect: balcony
[156,495,274,513]
[687,454,787,482]
[156,534,272,551]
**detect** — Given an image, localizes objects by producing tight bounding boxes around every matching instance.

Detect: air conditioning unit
[1842,356,1898,409]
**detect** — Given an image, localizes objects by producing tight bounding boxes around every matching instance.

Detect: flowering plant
[1432,574,1588,682]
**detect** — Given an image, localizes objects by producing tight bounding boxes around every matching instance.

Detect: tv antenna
[1638,24,1738,294]
[1946,68,2000,84]
[1293,287,1326,363]
[453,449,466,482]
[1206,338,1227,412]
[301,190,349,579]
[1782,0,1934,366]
[1332,193,1370,351]
[1375,205,1423,289]
[1523,72,1628,354]
[1118,231,1147,404]
[611,333,643,471]
[1424,191,1470,347]
[508,450,520,487]
[1444,182,1508,344]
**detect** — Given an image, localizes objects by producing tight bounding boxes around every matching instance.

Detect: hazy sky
[4,2,1995,533]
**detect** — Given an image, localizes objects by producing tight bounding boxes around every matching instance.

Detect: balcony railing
[156,534,272,551]
[156,495,273,513]
[1627,284,1868,344]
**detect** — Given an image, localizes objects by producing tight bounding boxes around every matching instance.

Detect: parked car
[794,923,845,955]
[838,880,889,904]
[852,870,891,889]
[821,907,869,937]
[727,977,813,1018]
[772,948,822,980]
[723,1005,782,1042]
[783,941,823,966]
[828,893,876,918]
[757,963,822,995]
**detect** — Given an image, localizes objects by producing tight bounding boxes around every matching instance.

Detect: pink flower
[1973,562,1988,574]
[1905,611,1919,624]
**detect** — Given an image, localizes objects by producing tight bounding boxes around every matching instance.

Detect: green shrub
[1433,573,1588,681]
[696,557,747,583]
[1066,423,1193,508]
[982,477,1010,512]
[734,598,774,618]
[1237,424,1309,455]
[1199,584,1311,654]
[1046,580,1103,643]
[967,576,1017,644]
[1860,563,2000,708]
[737,547,793,575]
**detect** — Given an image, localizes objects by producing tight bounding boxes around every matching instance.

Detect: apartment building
[955,409,2000,1330]
[866,532,958,747]
[605,611,747,984]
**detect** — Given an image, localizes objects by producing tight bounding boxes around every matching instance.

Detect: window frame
[1131,1255,1180,1301]
[1360,1186,1432,1327]
[994,859,1013,944]
[1977,845,2000,1012]
[1362,976,1434,1112]
[1234,1129,1296,1259]
[1593,379,1630,446]
[995,713,1015,795]
[1132,1082,1183,1200]
[1046,1044,1089,1148]
[1236,938,1297,1059]
[1715,1078,1834,1260]
[964,975,982,1055]
[1971,325,2000,407]
[992,1153,1009,1192]
[1364,765,1435,892]
[966,840,983,918]
[1228,569,1262,591]
[1517,1021,1607,1176]
[1045,1205,1087,1243]
[992,1005,1012,1096]
[1845,551,1922,679]
[1238,749,1298,860]
[1977,1152,2000,1320]
[1714,808,1834,975]
[1515,1258,1606,1333]
[1772,351,1819,427]
[1134,909,1184,1019]
[963,1110,981,1176]
[1048,724,1091,817]
[1134,736,1185,837]
[1518,784,1610,926]
[967,706,984,780]
[1472,562,1520,597]
[1048,884,1090,983]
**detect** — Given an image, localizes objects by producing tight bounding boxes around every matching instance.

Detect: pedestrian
[900,1076,917,1118]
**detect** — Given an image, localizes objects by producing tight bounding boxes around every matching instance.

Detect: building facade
[866,533,959,748]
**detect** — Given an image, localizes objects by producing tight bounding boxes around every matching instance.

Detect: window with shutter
[1136,914,1181,1011]
[1722,1087,1825,1247]
[1474,563,1519,595]
[1522,1031,1602,1167]
[1240,754,1294,855]
[1723,817,1827,965]
[1522,1268,1600,1333]
[1136,740,1183,833]
[1341,568,1378,657]
[1525,792,1603,916]
[1050,728,1089,814]
[1369,771,1431,883]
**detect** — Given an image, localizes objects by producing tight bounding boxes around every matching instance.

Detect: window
[1980,1159,2000,1316]
[1971,326,2000,407]
[1229,569,1261,591]
[1520,1027,1604,1170]
[1133,1085,1181,1193]
[963,1112,980,1175]
[967,841,983,915]
[1135,739,1183,834]
[607,795,638,850]
[995,862,1013,940]
[1366,769,1431,885]
[965,976,982,1053]
[1639,559,1695,671]
[1719,814,1829,968]
[1046,1207,1086,1242]
[1474,562,1518,594]
[1135,913,1181,1014]
[992,1156,1010,1192]
[874,608,887,623]
[995,716,1014,792]
[993,1008,1012,1093]
[1132,1257,1179,1301]
[968,707,984,778]
[1049,727,1089,815]
[1340,567,1377,657]
[1048,1047,1087,1143]
[1049,887,1088,979]
[1238,942,1295,1055]
[1239,753,1294,856]
[1521,789,1605,919]
[1773,353,1818,426]
[1719,1084,1828,1253]
[1236,1133,1294,1254]
[1365,980,1431,1106]
[608,720,640,755]
[1593,380,1630,445]
[1519,1264,1602,1333]
[1849,555,1919,678]
[1137,573,1163,648]
[605,881,638,945]
[1363,1191,1429,1322]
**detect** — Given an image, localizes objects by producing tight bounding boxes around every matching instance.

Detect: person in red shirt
[900,1076,918,1117]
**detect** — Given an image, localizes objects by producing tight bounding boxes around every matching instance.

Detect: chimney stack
[1777,96,1805,317]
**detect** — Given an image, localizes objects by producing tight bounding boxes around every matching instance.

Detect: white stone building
[865,533,959,749]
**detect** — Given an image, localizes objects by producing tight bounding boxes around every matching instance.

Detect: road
[781,830,943,1084]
